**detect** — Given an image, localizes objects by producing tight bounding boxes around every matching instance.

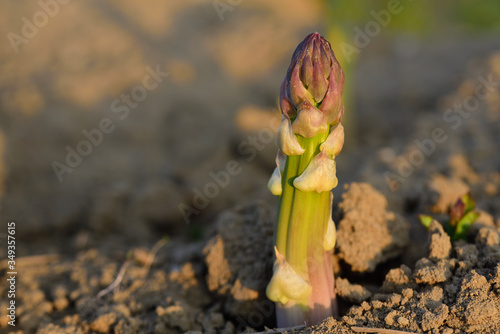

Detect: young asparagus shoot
[419,192,479,241]
[266,32,345,327]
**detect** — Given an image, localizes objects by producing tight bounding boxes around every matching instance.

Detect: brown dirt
[335,278,372,304]
[0,243,228,333]
[203,201,275,320]
[428,175,470,214]
[336,183,410,273]
[303,222,500,334]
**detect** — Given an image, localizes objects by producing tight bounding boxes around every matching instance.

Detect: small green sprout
[266,32,344,327]
[419,193,480,241]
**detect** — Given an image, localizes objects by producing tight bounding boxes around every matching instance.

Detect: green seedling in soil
[419,193,480,241]
[266,32,345,327]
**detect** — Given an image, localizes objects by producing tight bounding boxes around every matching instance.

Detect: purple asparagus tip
[279,33,344,138]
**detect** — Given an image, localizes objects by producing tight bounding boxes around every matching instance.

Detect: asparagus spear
[266,32,345,327]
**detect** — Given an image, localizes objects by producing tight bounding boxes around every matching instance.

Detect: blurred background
[0,0,500,255]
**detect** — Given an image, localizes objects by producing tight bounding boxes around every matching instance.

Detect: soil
[306,221,500,334]
[336,183,410,273]
[1,1,500,334]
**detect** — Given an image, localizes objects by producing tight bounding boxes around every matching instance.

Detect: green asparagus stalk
[266,32,345,327]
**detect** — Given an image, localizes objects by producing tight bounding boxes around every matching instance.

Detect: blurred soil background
[0,0,500,333]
